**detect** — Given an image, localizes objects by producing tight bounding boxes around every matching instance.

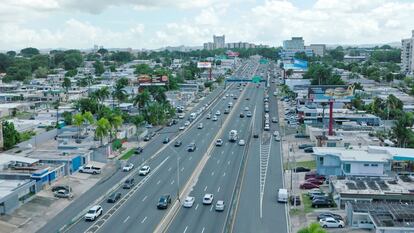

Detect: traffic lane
[166,86,256,233]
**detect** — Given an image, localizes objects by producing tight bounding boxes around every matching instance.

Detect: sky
[1,0,414,50]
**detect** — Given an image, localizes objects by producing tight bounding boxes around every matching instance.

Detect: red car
[305,171,326,181]
[300,182,320,189]
[305,178,324,185]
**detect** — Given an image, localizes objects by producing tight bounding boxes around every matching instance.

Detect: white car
[238,139,246,146]
[212,116,218,121]
[206,114,211,119]
[273,131,280,137]
[222,96,226,100]
[183,196,195,208]
[215,110,221,116]
[184,121,190,126]
[84,205,103,221]
[264,124,270,131]
[215,139,223,146]
[198,123,203,129]
[203,194,214,205]
[244,107,249,111]
[215,200,225,211]
[139,166,151,176]
[274,136,281,141]
[179,126,185,130]
[178,114,185,119]
[225,94,229,97]
[319,217,344,228]
[122,163,134,172]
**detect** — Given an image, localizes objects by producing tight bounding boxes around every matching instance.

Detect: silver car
[215,200,225,211]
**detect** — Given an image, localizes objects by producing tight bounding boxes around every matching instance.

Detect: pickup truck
[79,165,101,174]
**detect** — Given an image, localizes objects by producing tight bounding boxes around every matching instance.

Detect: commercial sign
[308,85,355,103]
[197,62,212,68]
[138,75,168,86]
[226,51,240,57]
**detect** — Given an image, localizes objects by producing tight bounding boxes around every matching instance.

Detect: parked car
[187,143,196,152]
[139,166,151,176]
[317,212,343,221]
[305,178,324,185]
[312,198,334,208]
[51,185,71,193]
[184,121,190,126]
[134,147,143,154]
[206,114,211,119]
[304,147,314,153]
[289,195,301,206]
[123,178,135,189]
[174,140,182,147]
[300,182,320,189]
[215,110,221,116]
[143,135,151,141]
[179,125,185,130]
[122,163,134,172]
[305,172,326,181]
[107,192,122,203]
[157,194,171,209]
[215,200,225,211]
[319,217,344,228]
[299,144,314,149]
[307,188,324,197]
[203,194,214,205]
[293,167,311,173]
[79,165,101,175]
[54,189,73,198]
[183,196,195,208]
[84,205,103,221]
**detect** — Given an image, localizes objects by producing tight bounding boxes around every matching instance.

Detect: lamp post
[169,146,181,203]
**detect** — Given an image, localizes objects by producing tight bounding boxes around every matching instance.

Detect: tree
[112,78,129,105]
[95,117,111,145]
[286,69,293,77]
[63,50,83,70]
[73,113,84,139]
[62,111,73,125]
[20,47,40,57]
[62,77,71,93]
[111,51,133,63]
[93,60,105,76]
[2,121,21,150]
[134,64,152,75]
[297,222,327,233]
[83,111,95,134]
[328,46,345,61]
[0,53,12,72]
[133,89,151,109]
[97,48,108,55]
[304,63,344,85]
[30,54,50,71]
[392,112,414,148]
[34,67,49,79]
[109,114,123,139]
[4,58,32,82]
[6,51,16,57]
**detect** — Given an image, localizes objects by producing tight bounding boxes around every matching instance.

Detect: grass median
[285,160,316,170]
[120,148,135,160]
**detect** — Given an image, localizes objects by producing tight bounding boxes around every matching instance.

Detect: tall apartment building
[402,30,414,75]
[283,37,305,50]
[203,42,215,50]
[306,44,326,57]
[213,35,225,49]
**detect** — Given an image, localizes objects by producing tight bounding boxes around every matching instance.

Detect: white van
[277,189,288,203]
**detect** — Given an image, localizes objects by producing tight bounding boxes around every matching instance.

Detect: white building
[203,42,215,50]
[402,30,414,75]
[283,37,305,50]
[305,44,326,57]
[213,35,225,49]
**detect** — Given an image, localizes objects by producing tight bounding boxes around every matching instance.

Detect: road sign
[252,76,261,83]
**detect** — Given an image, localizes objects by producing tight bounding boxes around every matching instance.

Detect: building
[305,44,326,57]
[203,42,215,50]
[213,35,225,49]
[344,55,367,63]
[283,37,305,50]
[281,37,314,60]
[226,42,256,49]
[402,30,414,75]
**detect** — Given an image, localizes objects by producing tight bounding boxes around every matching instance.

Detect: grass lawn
[120,149,135,160]
[285,160,316,170]
[301,193,314,214]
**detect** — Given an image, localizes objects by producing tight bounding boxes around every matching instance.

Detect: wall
[349,162,384,176]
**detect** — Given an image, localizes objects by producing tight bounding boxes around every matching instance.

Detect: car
[54,189,73,198]
[300,182,320,189]
[264,124,270,131]
[307,188,324,196]
[139,166,151,176]
[311,194,329,201]
[198,123,203,129]
[317,212,343,221]
[167,121,174,126]
[304,147,314,153]
[79,165,101,174]
[215,139,223,146]
[272,117,278,123]
[246,111,252,117]
[273,131,280,137]
[215,110,221,116]
[253,132,259,138]
[84,205,103,221]
[215,200,225,211]
[298,144,314,149]
[226,94,229,97]
[274,136,281,141]
[174,140,182,147]
[203,194,214,205]
[319,217,344,228]
[289,195,301,206]
[178,114,185,119]
[187,143,196,152]
[238,139,246,146]
[228,102,233,107]
[212,115,218,121]
[305,178,324,185]
[123,178,135,189]
[143,135,151,141]
[183,196,195,208]
[240,113,245,118]
[157,194,171,209]
[51,185,71,193]
[179,125,185,130]
[122,163,134,172]
[224,108,230,114]
[305,171,326,181]
[145,124,153,128]
[233,96,238,100]
[222,96,226,100]
[244,107,249,111]
[312,198,334,208]
[230,94,234,97]
[245,97,250,100]
[134,147,143,154]
[163,137,170,144]
[206,114,211,119]
[184,121,190,126]
[294,167,311,173]
[107,192,122,203]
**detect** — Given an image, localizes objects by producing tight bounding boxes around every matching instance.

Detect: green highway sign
[252,76,261,83]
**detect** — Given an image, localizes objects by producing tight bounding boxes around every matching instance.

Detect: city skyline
[1,0,414,50]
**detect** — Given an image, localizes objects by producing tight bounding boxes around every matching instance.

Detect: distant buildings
[203,35,269,50]
[213,35,225,49]
[305,44,326,57]
[402,30,414,75]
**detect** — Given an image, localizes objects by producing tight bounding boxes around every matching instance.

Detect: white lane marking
[168,167,172,171]
[221,151,224,154]
[228,161,231,165]
[197,133,200,136]
[210,205,213,211]
[231,151,234,154]
[142,196,147,202]
[171,180,175,185]
[189,156,192,160]
[217,159,220,164]
[204,186,208,191]
[123,216,130,223]
[141,216,147,223]
[195,204,199,210]
[157,180,161,185]
[183,226,188,233]
[181,167,184,172]
[217,186,221,192]
[211,171,215,176]
[223,172,226,177]
[201,228,205,233]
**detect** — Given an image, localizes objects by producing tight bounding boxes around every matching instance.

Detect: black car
[264,107,269,113]
[163,137,170,144]
[174,140,182,147]
[317,212,343,221]
[293,167,311,173]
[157,194,171,209]
[187,143,196,152]
[107,192,122,203]
[304,147,314,153]
[290,195,301,206]
[253,132,259,138]
[224,109,230,114]
[143,135,151,141]
[123,178,135,189]
[312,198,333,208]
[134,147,143,154]
[240,113,245,118]
[299,144,314,149]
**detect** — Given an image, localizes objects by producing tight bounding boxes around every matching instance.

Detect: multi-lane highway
[37,58,288,233]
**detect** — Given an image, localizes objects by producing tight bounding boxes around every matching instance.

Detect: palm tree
[109,114,123,139]
[133,89,151,109]
[131,115,145,141]
[73,113,84,139]
[83,111,95,135]
[298,223,327,233]
[392,112,414,147]
[95,117,111,145]
[112,78,129,107]
[90,87,110,115]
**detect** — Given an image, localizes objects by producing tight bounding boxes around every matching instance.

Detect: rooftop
[332,176,414,195]
[0,179,33,199]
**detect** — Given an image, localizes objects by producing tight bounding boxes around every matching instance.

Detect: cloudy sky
[1,0,414,50]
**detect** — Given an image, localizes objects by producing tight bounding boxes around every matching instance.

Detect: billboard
[308,85,355,103]
[138,75,168,86]
[226,51,240,57]
[197,62,212,68]
[293,58,308,69]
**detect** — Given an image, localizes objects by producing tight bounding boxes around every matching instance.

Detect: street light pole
[169,146,181,203]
